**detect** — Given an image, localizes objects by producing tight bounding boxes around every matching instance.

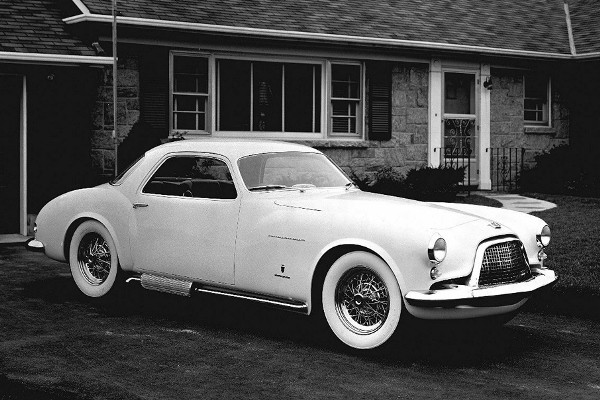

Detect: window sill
[524,126,556,135]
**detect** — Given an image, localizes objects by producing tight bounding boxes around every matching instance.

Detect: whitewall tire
[69,220,120,298]
[322,251,402,349]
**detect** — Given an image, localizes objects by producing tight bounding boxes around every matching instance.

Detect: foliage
[117,120,163,172]
[520,145,600,197]
[351,165,466,201]
[402,166,466,201]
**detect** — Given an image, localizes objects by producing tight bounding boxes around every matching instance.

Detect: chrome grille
[479,240,531,287]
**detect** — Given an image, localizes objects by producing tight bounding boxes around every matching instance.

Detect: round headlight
[428,237,447,264]
[537,225,551,247]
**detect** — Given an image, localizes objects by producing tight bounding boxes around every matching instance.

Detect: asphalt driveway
[1,245,599,399]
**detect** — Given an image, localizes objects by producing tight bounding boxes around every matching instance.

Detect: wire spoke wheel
[335,267,390,334]
[77,232,111,285]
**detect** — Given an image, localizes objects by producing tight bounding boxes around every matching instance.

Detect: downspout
[112,0,118,176]
[564,1,577,56]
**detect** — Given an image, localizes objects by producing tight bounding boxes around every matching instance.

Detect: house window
[524,74,550,125]
[171,54,209,133]
[330,63,362,136]
[216,59,322,134]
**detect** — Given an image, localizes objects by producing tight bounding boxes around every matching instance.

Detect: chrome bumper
[25,239,45,252]
[405,268,557,308]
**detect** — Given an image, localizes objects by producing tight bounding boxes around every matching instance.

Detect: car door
[131,153,240,285]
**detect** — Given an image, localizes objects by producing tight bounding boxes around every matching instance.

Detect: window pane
[173,56,208,93]
[175,96,197,112]
[174,113,197,130]
[524,74,548,123]
[444,73,475,115]
[218,59,251,131]
[332,100,357,116]
[238,152,350,188]
[332,64,360,99]
[525,74,547,99]
[285,63,320,132]
[144,156,236,199]
[253,62,282,131]
[332,116,357,133]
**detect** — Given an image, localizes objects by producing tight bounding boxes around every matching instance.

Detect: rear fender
[63,212,133,270]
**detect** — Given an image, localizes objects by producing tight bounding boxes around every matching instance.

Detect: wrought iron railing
[434,146,525,193]
[434,147,472,194]
[487,147,525,192]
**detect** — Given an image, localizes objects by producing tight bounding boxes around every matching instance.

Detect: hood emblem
[489,221,502,229]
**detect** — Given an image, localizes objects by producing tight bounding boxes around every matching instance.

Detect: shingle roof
[80,0,573,56]
[0,0,95,56]
[569,0,600,54]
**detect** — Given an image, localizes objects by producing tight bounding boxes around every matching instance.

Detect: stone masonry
[91,56,140,181]
[316,63,430,181]
[490,69,569,167]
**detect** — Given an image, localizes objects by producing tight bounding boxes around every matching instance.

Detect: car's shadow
[23,276,553,367]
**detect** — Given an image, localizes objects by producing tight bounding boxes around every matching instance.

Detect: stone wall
[91,56,140,181]
[90,58,429,182]
[490,69,569,169]
[317,63,430,180]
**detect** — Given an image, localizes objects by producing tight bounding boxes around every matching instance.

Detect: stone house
[1,0,599,236]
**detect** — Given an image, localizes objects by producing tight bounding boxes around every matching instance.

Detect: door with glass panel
[442,72,479,185]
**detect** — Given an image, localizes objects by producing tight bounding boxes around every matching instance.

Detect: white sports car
[29,139,557,349]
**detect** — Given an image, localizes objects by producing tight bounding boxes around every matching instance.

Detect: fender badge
[489,221,502,229]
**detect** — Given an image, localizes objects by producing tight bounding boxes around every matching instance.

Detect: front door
[132,154,240,285]
[0,76,22,234]
[442,72,479,185]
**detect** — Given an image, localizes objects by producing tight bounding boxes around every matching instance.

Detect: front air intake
[478,240,532,287]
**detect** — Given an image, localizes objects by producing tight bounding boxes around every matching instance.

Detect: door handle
[133,203,148,209]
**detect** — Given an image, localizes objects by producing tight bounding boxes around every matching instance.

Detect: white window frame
[169,51,366,140]
[212,54,327,140]
[328,61,365,138]
[169,51,212,135]
[523,74,551,127]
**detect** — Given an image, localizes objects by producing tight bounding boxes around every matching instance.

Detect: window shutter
[367,62,392,141]
[139,49,169,137]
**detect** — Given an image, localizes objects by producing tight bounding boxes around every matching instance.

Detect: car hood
[273,189,499,230]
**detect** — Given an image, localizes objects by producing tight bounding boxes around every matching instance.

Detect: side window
[143,156,237,199]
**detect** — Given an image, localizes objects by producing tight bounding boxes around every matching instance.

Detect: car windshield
[238,152,351,190]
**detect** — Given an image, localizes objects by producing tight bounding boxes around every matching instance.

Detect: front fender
[309,238,409,313]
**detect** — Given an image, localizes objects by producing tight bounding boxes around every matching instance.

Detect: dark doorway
[0,75,22,234]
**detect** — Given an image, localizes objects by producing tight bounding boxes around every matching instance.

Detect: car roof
[145,138,321,160]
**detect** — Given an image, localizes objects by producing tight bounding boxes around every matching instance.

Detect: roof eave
[0,51,113,65]
[63,13,575,61]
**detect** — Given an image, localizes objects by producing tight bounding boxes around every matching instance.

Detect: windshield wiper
[345,182,356,190]
[248,185,288,192]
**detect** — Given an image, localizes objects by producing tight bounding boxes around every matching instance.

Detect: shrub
[520,145,600,197]
[351,165,465,201]
[403,166,466,201]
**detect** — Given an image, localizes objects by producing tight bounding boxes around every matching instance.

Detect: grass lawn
[526,193,600,295]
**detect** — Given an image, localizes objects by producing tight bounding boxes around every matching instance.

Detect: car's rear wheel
[69,220,121,298]
[322,251,402,349]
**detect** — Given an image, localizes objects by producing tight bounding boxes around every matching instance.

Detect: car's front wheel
[69,220,121,298]
[322,251,402,349]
